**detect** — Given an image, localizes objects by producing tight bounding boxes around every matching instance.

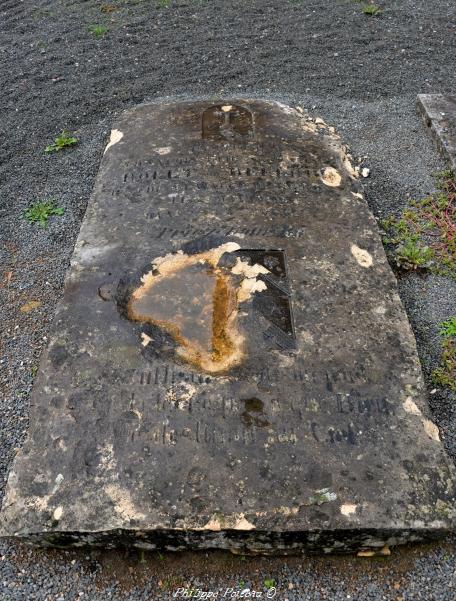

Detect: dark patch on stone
[1,99,455,553]
[217,251,239,270]
[186,468,207,486]
[140,323,178,362]
[114,267,151,320]
[48,345,69,368]
[240,398,269,428]
[98,280,118,301]
[182,234,229,255]
[305,466,333,490]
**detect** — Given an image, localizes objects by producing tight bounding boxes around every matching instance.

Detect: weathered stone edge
[417,94,456,170]
[1,527,451,554]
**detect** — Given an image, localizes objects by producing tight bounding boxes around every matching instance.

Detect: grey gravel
[1,0,456,599]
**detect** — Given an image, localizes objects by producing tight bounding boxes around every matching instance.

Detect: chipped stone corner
[321,166,342,188]
[104,129,123,154]
[202,512,255,532]
[295,107,360,182]
[340,503,357,517]
[422,419,440,442]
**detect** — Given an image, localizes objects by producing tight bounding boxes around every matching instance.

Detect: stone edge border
[417,94,456,170]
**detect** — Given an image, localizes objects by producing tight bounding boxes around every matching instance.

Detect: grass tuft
[394,238,434,270]
[89,24,108,38]
[361,3,382,16]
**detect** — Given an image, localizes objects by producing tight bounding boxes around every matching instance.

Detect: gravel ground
[1,0,456,599]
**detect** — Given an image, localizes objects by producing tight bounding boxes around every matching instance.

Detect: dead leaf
[1,270,12,288]
[101,3,117,12]
[20,300,42,313]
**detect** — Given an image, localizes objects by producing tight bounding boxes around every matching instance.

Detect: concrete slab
[417,94,456,170]
[1,99,455,553]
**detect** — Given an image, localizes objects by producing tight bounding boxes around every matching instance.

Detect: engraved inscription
[202,104,254,141]
[236,249,296,349]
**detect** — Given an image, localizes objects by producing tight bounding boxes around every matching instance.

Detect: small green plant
[395,238,434,270]
[45,130,78,153]
[159,578,173,590]
[432,339,456,391]
[264,578,275,589]
[434,169,454,187]
[89,24,108,37]
[24,200,65,227]
[238,580,246,588]
[433,317,456,391]
[156,550,165,561]
[381,172,456,279]
[157,0,171,7]
[138,549,147,563]
[361,3,382,15]
[439,317,456,338]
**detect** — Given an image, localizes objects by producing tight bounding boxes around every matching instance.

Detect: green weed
[24,200,65,227]
[395,238,434,270]
[435,169,454,188]
[45,130,78,153]
[381,172,456,279]
[432,339,456,391]
[89,24,108,37]
[264,578,275,590]
[439,317,456,338]
[432,316,456,391]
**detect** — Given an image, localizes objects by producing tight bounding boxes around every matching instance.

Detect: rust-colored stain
[128,243,267,374]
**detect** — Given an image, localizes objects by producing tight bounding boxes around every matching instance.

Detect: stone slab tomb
[1,100,455,552]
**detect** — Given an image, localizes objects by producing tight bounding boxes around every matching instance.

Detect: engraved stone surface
[1,99,455,552]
